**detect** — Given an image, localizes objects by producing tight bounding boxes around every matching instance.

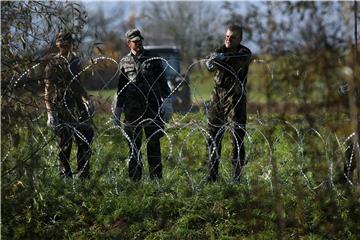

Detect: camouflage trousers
[207,88,247,182]
[55,121,94,179]
[124,113,165,181]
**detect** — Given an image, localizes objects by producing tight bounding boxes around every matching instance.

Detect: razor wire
[2,52,359,197]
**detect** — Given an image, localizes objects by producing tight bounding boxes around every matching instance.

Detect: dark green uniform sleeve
[74,80,88,113]
[69,58,88,113]
[116,63,128,108]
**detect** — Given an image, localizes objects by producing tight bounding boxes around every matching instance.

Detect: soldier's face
[128,39,143,54]
[224,30,241,49]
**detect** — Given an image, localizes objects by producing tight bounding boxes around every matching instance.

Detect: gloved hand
[205,58,216,71]
[338,83,349,96]
[47,111,59,129]
[214,53,227,62]
[161,97,174,122]
[84,98,95,117]
[206,53,227,71]
[113,106,123,127]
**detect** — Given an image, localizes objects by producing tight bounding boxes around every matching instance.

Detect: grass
[2,110,360,239]
[89,88,116,99]
[188,69,214,103]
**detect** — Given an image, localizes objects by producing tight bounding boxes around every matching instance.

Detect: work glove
[47,111,59,129]
[205,58,215,71]
[84,98,95,117]
[338,82,349,96]
[213,53,227,62]
[161,97,174,122]
[206,53,227,71]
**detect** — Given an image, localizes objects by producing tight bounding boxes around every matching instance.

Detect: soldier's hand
[213,53,227,62]
[47,111,59,129]
[205,53,216,71]
[84,98,95,117]
[205,59,215,71]
[113,107,123,127]
[161,97,174,122]
[338,82,349,96]
[206,53,227,71]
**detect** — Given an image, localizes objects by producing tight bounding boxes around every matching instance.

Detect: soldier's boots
[128,160,163,181]
[207,159,219,182]
[207,158,244,182]
[129,159,143,181]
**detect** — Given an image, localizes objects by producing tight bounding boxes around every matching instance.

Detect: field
[3,61,360,239]
[2,107,360,239]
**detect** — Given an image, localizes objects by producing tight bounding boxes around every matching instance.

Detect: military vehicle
[144,45,191,112]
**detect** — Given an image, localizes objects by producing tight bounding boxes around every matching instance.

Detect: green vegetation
[89,89,116,99]
[2,111,359,239]
[188,69,214,103]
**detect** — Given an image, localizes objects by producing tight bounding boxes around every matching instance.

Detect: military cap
[126,29,144,41]
[56,31,74,44]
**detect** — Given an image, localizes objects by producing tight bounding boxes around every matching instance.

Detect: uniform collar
[129,48,146,59]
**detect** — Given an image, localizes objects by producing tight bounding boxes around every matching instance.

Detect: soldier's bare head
[224,24,243,50]
[126,29,144,55]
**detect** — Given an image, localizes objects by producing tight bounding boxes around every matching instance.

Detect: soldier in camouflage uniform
[113,29,173,181]
[205,24,252,182]
[44,31,94,179]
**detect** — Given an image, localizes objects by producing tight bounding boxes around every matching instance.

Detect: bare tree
[138,2,225,65]
[82,3,132,55]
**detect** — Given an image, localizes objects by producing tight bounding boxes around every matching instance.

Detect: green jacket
[45,53,88,122]
[208,44,252,95]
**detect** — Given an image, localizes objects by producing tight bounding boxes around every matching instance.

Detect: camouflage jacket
[116,49,171,114]
[208,44,251,95]
[45,53,88,122]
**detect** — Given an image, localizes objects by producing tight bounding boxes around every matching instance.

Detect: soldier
[44,31,94,179]
[205,24,252,182]
[113,28,173,181]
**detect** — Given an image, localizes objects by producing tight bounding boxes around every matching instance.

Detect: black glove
[206,53,228,71]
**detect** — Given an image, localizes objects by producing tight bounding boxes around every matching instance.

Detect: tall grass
[2,111,359,239]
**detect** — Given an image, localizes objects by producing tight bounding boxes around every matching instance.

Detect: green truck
[145,45,191,112]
